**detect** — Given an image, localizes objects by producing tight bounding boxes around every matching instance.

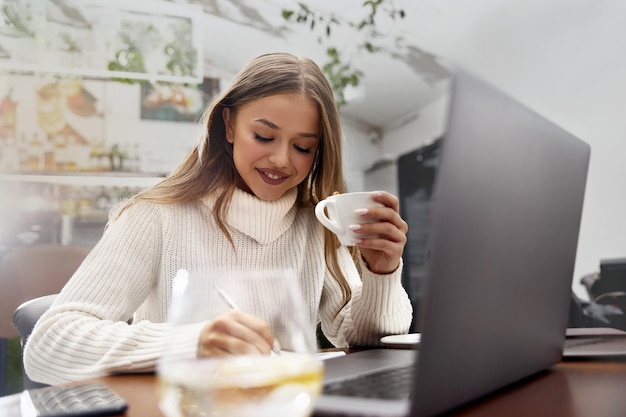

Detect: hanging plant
[282,0,406,107]
[1,3,34,38]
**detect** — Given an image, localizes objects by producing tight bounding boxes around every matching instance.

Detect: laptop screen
[411,68,590,416]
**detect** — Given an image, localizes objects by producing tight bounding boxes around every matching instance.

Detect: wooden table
[452,359,626,417]
[2,359,626,416]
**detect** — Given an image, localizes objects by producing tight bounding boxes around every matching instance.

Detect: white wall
[340,118,381,192]
[382,95,449,158]
[342,95,450,194]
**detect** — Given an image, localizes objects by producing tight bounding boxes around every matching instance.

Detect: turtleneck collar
[204,187,298,244]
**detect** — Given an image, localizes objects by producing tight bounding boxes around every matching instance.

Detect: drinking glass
[157,268,323,417]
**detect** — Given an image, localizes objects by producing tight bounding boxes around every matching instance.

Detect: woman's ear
[222,107,234,144]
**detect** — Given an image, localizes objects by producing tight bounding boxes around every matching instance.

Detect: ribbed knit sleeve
[318,248,413,347]
[23,203,201,385]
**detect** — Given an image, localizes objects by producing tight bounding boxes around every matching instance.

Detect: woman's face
[223,94,321,201]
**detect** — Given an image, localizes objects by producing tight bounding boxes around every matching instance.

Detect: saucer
[380,333,421,349]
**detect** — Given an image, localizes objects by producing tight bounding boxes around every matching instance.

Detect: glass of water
[157,268,323,417]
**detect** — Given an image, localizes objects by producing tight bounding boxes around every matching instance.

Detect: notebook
[314,68,591,417]
[563,257,626,357]
[563,327,626,357]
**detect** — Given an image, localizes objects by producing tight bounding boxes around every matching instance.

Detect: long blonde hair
[115,52,353,305]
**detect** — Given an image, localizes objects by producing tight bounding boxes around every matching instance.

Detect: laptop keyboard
[323,364,414,400]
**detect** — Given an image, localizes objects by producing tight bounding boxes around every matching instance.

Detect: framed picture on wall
[0,0,204,84]
[0,73,106,173]
[140,77,220,123]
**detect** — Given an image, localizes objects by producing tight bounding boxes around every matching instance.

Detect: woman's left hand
[353,191,408,274]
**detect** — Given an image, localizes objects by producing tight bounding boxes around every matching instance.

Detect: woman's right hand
[197,310,276,357]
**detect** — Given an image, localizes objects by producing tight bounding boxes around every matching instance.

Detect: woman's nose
[268,144,289,167]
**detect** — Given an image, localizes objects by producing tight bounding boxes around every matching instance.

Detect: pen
[214,283,281,355]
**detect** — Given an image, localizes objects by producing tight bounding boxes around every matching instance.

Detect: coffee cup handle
[315,200,344,235]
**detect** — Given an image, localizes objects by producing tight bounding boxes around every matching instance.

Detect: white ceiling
[191,0,626,135]
[196,0,451,129]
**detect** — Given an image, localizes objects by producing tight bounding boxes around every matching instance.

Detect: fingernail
[272,339,282,356]
[372,191,383,196]
[355,208,368,215]
[348,224,361,231]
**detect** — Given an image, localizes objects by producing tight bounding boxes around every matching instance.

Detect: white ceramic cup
[315,192,384,246]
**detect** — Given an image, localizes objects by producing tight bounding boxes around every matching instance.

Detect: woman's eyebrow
[255,118,278,129]
[254,118,320,139]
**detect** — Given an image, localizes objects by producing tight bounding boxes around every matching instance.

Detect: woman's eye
[254,133,272,142]
[294,145,312,154]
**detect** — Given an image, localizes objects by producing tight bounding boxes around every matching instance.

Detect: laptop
[314,68,591,417]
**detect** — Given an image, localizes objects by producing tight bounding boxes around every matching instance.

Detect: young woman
[24,52,413,385]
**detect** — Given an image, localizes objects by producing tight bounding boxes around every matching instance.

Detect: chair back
[12,294,59,389]
[13,294,59,348]
[0,244,90,338]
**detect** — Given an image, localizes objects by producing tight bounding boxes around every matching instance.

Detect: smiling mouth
[265,172,283,180]
[258,168,288,184]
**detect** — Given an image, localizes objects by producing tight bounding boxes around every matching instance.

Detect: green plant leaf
[281,1,406,107]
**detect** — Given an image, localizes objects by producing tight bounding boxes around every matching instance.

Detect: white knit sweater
[24,187,413,385]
